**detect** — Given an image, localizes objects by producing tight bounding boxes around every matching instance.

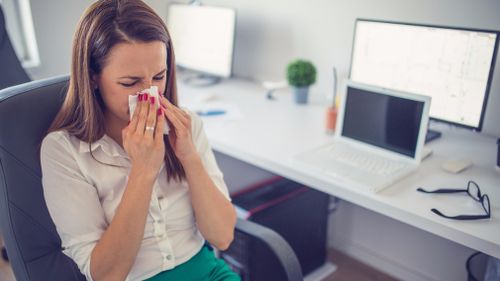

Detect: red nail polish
[143,94,149,101]
[157,108,162,116]
[150,96,155,105]
[138,94,142,101]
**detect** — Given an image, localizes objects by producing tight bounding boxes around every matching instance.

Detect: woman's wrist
[129,164,158,186]
[179,153,202,168]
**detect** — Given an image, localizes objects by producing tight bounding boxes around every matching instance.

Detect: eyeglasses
[417,181,491,220]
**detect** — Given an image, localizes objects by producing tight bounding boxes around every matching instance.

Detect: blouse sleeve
[40,132,106,281]
[189,112,231,201]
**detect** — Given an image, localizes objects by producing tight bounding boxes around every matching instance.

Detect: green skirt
[144,245,241,281]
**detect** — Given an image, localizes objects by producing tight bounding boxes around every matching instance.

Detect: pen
[196,110,226,116]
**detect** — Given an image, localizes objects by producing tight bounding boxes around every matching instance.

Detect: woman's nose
[141,81,154,89]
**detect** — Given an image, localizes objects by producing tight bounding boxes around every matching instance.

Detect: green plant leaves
[286,59,316,87]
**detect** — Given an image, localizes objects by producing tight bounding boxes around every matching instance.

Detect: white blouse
[40,112,230,281]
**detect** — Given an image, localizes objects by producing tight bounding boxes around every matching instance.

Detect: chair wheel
[1,247,8,261]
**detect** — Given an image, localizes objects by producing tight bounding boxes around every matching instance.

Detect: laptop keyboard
[329,145,405,176]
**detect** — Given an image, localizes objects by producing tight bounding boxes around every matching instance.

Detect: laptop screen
[341,85,425,158]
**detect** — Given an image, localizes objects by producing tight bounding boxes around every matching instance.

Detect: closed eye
[118,71,165,88]
[119,81,137,87]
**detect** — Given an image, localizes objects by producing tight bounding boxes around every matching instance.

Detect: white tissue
[128,86,170,134]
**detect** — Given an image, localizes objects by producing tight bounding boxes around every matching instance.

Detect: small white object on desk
[441,159,472,174]
[262,80,288,100]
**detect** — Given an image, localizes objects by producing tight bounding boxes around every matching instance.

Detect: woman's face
[96,40,167,124]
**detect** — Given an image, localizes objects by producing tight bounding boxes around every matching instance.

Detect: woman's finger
[154,107,165,145]
[135,93,150,136]
[169,106,189,126]
[128,93,143,133]
[144,95,157,140]
[178,107,191,126]
[163,105,186,133]
[160,96,189,126]
[171,105,190,124]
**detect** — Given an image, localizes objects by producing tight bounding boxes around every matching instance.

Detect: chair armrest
[234,218,303,281]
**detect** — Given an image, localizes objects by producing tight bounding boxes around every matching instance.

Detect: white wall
[25,0,165,79]
[196,0,500,137]
[26,0,500,137]
[26,0,92,79]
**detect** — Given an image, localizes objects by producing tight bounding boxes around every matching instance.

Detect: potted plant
[286,59,317,104]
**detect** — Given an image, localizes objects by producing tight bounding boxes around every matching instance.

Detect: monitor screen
[167,4,236,78]
[350,19,499,130]
[342,85,425,158]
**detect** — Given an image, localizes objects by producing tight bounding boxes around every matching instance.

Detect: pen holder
[325,106,338,134]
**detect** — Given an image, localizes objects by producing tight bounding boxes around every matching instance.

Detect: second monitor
[167,4,236,85]
[349,19,499,140]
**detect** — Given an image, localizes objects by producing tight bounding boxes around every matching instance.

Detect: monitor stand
[182,73,221,87]
[425,129,442,143]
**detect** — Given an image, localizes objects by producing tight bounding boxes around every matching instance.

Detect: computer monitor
[167,4,236,84]
[349,19,499,138]
[341,82,428,159]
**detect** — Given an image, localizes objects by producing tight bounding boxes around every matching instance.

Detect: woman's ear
[90,73,99,91]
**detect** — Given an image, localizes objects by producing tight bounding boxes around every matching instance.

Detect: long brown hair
[49,0,185,182]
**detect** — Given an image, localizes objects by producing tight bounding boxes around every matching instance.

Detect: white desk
[178,78,500,260]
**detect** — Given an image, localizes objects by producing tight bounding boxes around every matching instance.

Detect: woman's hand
[159,96,198,163]
[122,93,166,176]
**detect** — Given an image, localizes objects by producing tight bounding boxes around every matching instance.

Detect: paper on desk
[187,101,243,121]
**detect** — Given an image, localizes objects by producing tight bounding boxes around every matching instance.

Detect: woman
[40,1,239,280]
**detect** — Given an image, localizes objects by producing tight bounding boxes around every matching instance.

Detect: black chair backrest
[0,4,31,90]
[0,75,86,281]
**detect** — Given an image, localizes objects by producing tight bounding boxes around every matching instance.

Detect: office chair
[0,75,303,281]
[0,4,31,90]
[0,3,33,262]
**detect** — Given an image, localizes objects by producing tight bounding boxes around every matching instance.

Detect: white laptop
[295,81,431,193]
